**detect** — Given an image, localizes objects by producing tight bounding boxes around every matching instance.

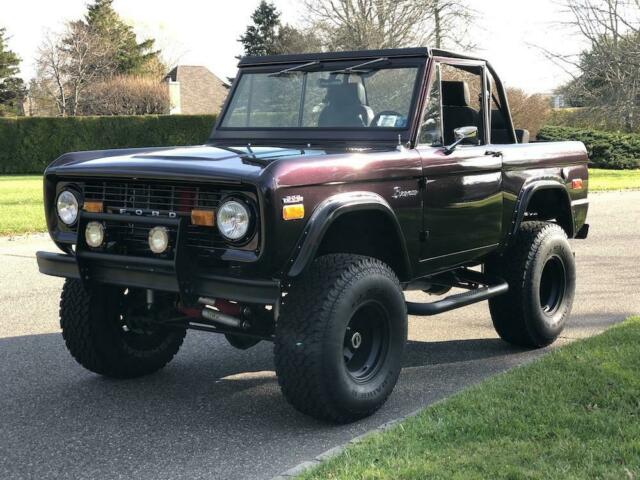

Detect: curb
[270,408,424,479]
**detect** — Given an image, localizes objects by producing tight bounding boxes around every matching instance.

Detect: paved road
[1,191,639,480]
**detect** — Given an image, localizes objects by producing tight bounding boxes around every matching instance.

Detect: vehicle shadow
[402,338,528,368]
[0,312,627,480]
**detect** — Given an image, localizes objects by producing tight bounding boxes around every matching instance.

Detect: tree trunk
[434,2,442,49]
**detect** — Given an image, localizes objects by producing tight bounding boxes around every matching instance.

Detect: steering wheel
[370,110,405,128]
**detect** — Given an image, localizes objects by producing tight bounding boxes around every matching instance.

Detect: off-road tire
[60,279,186,378]
[274,254,407,423]
[486,221,576,348]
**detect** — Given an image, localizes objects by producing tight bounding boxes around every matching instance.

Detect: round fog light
[85,221,104,248]
[148,226,169,254]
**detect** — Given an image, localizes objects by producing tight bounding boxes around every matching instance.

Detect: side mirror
[455,126,478,141]
[444,126,478,154]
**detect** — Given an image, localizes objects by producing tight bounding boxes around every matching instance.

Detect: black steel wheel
[486,221,576,348]
[343,301,390,382]
[274,254,407,423]
[539,255,567,316]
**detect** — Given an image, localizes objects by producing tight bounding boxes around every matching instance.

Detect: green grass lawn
[300,316,640,480]
[589,168,640,191]
[0,175,45,235]
[0,169,638,235]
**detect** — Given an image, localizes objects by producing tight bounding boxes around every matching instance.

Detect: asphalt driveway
[0,190,638,480]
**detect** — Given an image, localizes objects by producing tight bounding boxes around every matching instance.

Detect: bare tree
[538,0,640,131]
[36,31,69,115]
[35,22,116,116]
[506,88,551,138]
[303,0,477,51]
[429,0,477,50]
[62,21,116,115]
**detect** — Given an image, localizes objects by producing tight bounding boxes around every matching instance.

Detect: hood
[46,144,328,183]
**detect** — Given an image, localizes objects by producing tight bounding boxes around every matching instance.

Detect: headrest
[326,82,366,106]
[442,81,470,107]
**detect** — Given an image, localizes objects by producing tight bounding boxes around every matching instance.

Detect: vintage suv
[37,48,589,423]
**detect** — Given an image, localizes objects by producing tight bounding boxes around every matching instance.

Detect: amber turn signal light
[83,201,103,213]
[571,178,584,189]
[283,203,305,220]
[191,209,215,226]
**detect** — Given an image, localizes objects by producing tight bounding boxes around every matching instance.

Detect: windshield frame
[210,55,428,146]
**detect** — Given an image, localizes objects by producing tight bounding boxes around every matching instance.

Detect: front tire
[274,254,407,423]
[60,279,186,378]
[486,221,576,348]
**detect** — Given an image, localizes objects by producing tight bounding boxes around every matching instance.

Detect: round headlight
[85,221,104,248]
[56,190,79,226]
[148,226,169,254]
[216,200,251,241]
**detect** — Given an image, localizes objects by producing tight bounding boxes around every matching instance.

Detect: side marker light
[283,204,305,221]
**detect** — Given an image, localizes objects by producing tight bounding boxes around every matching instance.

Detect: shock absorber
[179,298,251,330]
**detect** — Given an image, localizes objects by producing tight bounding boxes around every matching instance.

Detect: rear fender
[509,178,574,242]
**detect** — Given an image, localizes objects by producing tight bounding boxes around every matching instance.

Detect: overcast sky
[3,0,585,93]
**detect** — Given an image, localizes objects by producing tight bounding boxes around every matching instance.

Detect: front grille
[83,181,221,214]
[81,180,256,261]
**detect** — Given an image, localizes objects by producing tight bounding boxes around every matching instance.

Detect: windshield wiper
[328,57,389,74]
[269,60,320,77]
[268,57,389,77]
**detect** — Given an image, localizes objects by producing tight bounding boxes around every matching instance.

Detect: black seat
[490,109,512,144]
[442,81,479,144]
[318,82,374,127]
[491,109,529,144]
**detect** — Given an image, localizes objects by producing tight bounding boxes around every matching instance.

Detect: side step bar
[406,269,509,316]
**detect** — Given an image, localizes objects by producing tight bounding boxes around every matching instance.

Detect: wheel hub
[351,331,362,349]
[342,301,390,382]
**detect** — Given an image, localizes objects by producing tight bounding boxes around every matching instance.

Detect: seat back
[490,109,529,144]
[441,81,479,144]
[318,82,374,127]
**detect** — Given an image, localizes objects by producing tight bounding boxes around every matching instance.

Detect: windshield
[220,66,420,130]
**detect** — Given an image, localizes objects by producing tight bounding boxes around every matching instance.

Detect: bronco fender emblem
[392,187,418,199]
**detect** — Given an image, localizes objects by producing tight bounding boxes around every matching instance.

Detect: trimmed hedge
[0,115,216,174]
[538,125,640,170]
[548,107,640,134]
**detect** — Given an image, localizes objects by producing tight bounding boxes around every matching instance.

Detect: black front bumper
[37,251,280,304]
[38,210,278,303]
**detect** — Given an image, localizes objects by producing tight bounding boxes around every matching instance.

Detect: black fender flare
[509,178,574,241]
[286,191,411,278]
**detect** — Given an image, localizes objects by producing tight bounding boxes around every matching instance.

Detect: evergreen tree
[0,28,25,115]
[83,0,162,75]
[239,1,281,56]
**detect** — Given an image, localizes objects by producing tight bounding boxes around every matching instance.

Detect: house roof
[164,65,230,87]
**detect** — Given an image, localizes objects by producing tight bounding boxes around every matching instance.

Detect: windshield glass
[220,66,420,129]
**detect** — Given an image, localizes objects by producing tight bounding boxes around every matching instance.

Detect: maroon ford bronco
[37,48,589,423]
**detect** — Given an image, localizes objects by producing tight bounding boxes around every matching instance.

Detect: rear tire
[274,254,407,423]
[486,221,575,348]
[60,279,186,378]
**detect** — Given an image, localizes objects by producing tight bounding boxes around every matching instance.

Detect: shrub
[547,107,640,134]
[79,76,170,116]
[0,114,216,174]
[505,88,550,139]
[538,125,640,169]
